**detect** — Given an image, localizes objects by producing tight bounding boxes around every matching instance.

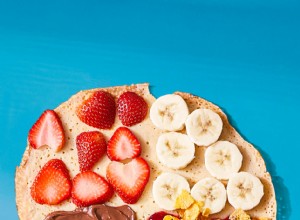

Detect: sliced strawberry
[107,127,141,161]
[76,90,116,129]
[117,91,148,126]
[106,157,150,204]
[28,109,65,152]
[76,131,107,172]
[30,159,72,205]
[72,171,113,207]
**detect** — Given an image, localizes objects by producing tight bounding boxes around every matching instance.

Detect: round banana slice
[227,172,264,210]
[185,109,223,147]
[205,141,243,180]
[191,177,227,214]
[150,94,189,131]
[152,172,190,210]
[156,132,195,169]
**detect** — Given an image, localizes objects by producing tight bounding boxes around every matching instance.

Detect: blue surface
[0,1,299,219]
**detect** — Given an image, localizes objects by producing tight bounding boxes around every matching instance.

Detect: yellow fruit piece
[175,189,195,209]
[229,209,251,220]
[183,203,201,220]
[163,215,180,220]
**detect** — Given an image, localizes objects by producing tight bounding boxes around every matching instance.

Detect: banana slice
[191,177,227,214]
[150,94,189,131]
[227,172,264,210]
[156,132,195,169]
[185,109,223,147]
[205,141,243,180]
[152,172,190,210]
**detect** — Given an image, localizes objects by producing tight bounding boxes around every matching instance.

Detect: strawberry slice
[117,91,148,126]
[76,90,116,129]
[106,157,150,204]
[107,127,141,161]
[30,159,72,205]
[28,109,65,152]
[72,171,113,207]
[76,131,107,172]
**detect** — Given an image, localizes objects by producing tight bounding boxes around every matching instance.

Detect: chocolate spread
[44,204,136,220]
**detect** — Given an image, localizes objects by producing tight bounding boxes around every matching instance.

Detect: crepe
[15,83,276,220]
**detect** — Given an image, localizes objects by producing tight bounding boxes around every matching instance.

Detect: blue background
[0,0,299,219]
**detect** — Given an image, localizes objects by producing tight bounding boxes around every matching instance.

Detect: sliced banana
[227,172,264,210]
[156,132,195,169]
[185,109,223,147]
[150,94,189,131]
[205,141,243,180]
[152,172,190,210]
[191,177,227,214]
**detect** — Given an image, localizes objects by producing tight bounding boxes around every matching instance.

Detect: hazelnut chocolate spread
[44,204,135,220]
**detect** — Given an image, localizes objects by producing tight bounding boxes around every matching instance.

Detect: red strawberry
[107,127,141,161]
[30,159,72,205]
[76,131,107,172]
[76,90,116,129]
[117,91,148,126]
[28,109,65,152]
[106,157,150,204]
[72,171,113,207]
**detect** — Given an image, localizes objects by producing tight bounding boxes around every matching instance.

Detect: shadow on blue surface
[223,109,291,220]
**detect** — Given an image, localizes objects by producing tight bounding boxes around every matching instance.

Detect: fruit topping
[148,211,179,220]
[185,108,223,147]
[28,109,65,152]
[76,90,116,129]
[150,94,189,131]
[156,132,195,169]
[72,171,113,207]
[152,172,190,210]
[204,141,243,180]
[152,178,219,220]
[190,177,227,214]
[107,127,141,161]
[227,172,264,211]
[106,157,150,204]
[76,131,107,172]
[30,159,71,205]
[117,91,148,126]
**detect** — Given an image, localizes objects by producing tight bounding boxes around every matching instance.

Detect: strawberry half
[76,131,107,172]
[76,90,116,129]
[107,127,141,161]
[106,157,150,204]
[72,171,113,207]
[28,109,65,152]
[30,159,72,205]
[117,91,148,126]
